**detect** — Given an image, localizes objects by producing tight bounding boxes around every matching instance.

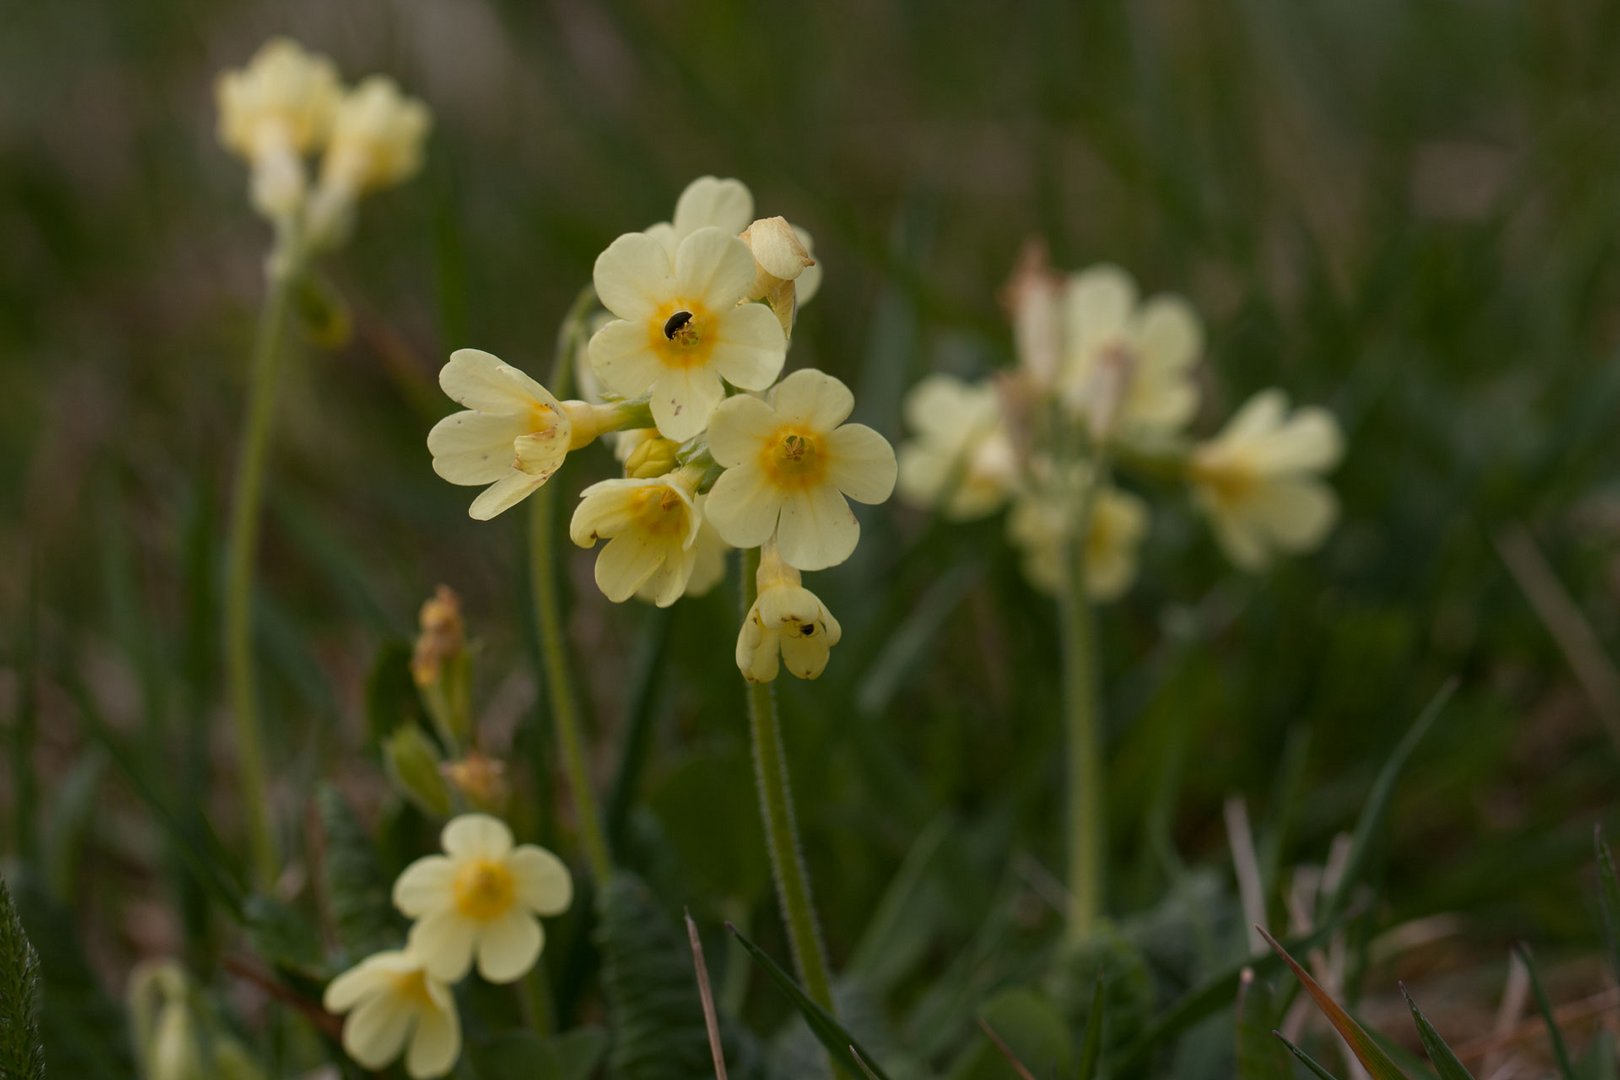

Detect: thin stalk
[741,547,836,1016]
[1058,546,1102,946]
[223,253,297,888]
[529,288,612,885]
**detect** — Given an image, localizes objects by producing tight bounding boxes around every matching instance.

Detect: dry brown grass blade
[977,1019,1039,1080]
[686,910,729,1080]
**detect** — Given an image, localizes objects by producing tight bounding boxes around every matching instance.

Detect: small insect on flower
[706,369,898,571]
[393,813,573,984]
[323,950,461,1079]
[736,545,842,683]
[1188,389,1343,570]
[588,226,787,441]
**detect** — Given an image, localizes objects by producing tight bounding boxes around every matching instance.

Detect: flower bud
[1004,237,1063,389]
[740,216,815,338]
[735,545,842,683]
[383,725,452,817]
[411,585,470,744]
[623,435,680,479]
[441,751,510,814]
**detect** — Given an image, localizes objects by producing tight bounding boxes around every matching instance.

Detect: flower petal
[826,423,897,504]
[475,910,544,984]
[705,465,782,549]
[706,393,778,467]
[440,349,551,412]
[1250,478,1338,550]
[324,955,394,1013]
[1133,296,1202,375]
[408,910,478,983]
[708,303,786,390]
[594,531,667,603]
[778,630,831,680]
[674,227,757,308]
[507,846,573,914]
[792,227,821,305]
[428,411,529,486]
[672,176,754,239]
[593,232,672,320]
[1064,264,1137,353]
[771,369,853,430]
[343,993,412,1069]
[776,485,859,571]
[405,1004,460,1080]
[392,855,455,917]
[1221,389,1288,443]
[589,318,662,399]
[442,813,513,858]
[468,472,541,521]
[648,365,724,443]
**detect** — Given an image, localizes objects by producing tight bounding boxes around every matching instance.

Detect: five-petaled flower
[569,466,707,607]
[1189,389,1343,570]
[323,950,461,1079]
[588,227,787,441]
[394,813,573,984]
[705,369,897,571]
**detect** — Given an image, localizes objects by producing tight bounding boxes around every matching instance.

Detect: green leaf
[595,873,715,1080]
[945,987,1070,1080]
[0,875,46,1080]
[1400,984,1475,1080]
[1274,1032,1345,1080]
[1260,927,1411,1080]
[315,784,402,959]
[1515,943,1577,1080]
[1076,972,1105,1080]
[1594,827,1620,983]
[729,923,893,1080]
[365,641,428,751]
[1322,679,1458,925]
[465,1029,608,1080]
[243,894,326,978]
[1235,969,1289,1080]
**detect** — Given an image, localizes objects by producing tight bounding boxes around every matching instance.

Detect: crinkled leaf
[0,875,46,1080]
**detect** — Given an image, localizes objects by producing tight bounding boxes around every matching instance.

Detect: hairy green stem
[741,547,837,1019]
[1058,548,1102,946]
[223,254,296,888]
[529,287,613,885]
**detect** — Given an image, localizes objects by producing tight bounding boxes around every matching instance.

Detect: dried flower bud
[1004,237,1064,389]
[441,751,510,813]
[410,585,464,689]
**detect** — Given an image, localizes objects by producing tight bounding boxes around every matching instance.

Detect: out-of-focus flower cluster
[216,37,430,255]
[427,177,896,683]
[897,242,1343,598]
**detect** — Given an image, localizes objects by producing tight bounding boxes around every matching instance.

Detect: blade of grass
[1258,926,1411,1080]
[1274,1032,1345,1080]
[1236,968,1289,1080]
[685,912,727,1080]
[1076,971,1106,1080]
[728,923,889,1080]
[1595,827,1620,982]
[978,1019,1038,1080]
[1400,984,1475,1080]
[1321,679,1458,925]
[1514,943,1577,1080]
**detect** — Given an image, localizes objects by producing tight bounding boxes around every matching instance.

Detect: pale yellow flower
[792,227,822,306]
[570,466,705,607]
[645,175,755,258]
[323,950,460,1079]
[1189,389,1343,570]
[394,814,572,984]
[427,349,621,520]
[588,227,786,441]
[671,496,731,599]
[736,545,842,682]
[739,216,815,337]
[705,369,897,571]
[1006,481,1149,601]
[215,38,341,217]
[307,75,431,245]
[1061,264,1202,443]
[896,374,1019,520]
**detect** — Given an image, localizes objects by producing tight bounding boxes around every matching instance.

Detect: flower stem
[223,252,297,889]
[741,547,836,1017]
[529,288,613,885]
[1059,528,1103,946]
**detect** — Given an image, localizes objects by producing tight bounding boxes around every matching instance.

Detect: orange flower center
[759,425,828,489]
[452,858,516,921]
[388,968,437,1008]
[648,301,716,369]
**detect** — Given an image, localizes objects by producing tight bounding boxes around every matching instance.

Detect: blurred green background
[4,0,1620,1072]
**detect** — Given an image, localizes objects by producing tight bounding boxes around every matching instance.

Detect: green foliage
[1234,970,1288,1080]
[0,876,46,1080]
[1400,984,1475,1080]
[315,784,402,960]
[465,1029,608,1080]
[1515,943,1578,1080]
[1261,928,1411,1080]
[595,873,717,1079]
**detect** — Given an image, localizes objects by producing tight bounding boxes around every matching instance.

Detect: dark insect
[663,310,695,339]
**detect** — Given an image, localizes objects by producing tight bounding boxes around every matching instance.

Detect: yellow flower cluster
[323,813,573,1078]
[428,177,897,683]
[897,243,1343,596]
[216,38,429,250]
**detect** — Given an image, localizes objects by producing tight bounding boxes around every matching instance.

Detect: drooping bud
[735,543,842,683]
[740,216,815,338]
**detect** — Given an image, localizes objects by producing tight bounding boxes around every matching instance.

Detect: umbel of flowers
[322,813,574,1078]
[894,240,1344,947]
[427,176,896,684]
